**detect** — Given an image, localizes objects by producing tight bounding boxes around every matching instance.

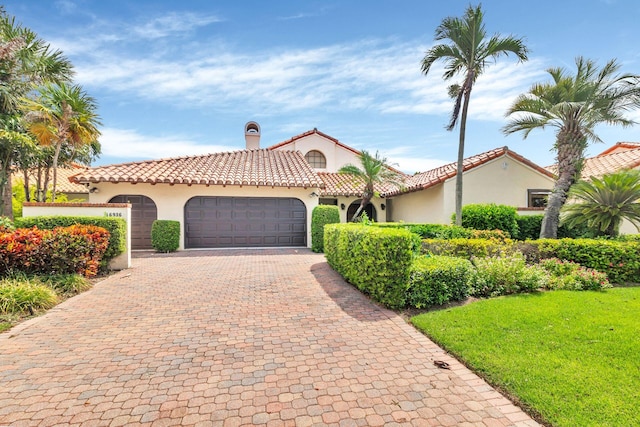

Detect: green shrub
[151,220,180,252]
[407,256,473,307]
[528,239,640,284]
[311,205,340,252]
[454,204,519,238]
[0,216,14,231]
[422,238,515,259]
[40,274,92,295]
[516,215,542,240]
[373,222,472,239]
[539,258,611,291]
[0,277,58,314]
[324,223,417,309]
[15,216,126,266]
[471,253,547,297]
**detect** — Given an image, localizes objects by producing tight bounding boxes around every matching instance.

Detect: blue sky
[4,0,640,173]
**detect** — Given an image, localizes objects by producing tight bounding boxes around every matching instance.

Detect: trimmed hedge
[15,216,126,266]
[151,220,180,252]
[515,214,599,240]
[422,238,515,259]
[324,223,418,308]
[311,205,340,253]
[0,225,110,277]
[525,239,640,284]
[373,222,472,239]
[454,204,519,238]
[407,255,473,307]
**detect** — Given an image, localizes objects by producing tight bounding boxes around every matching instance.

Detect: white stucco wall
[89,183,321,250]
[271,133,360,173]
[442,155,556,221]
[389,185,445,223]
[388,155,555,225]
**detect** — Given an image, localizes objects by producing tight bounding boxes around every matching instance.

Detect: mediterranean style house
[69,122,635,250]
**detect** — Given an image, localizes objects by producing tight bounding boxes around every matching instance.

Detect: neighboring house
[13,165,90,202]
[547,142,640,234]
[71,122,558,250]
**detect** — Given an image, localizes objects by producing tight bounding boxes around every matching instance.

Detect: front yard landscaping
[411,288,640,427]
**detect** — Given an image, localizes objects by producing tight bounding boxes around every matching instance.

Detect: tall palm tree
[338,150,403,222]
[0,10,72,216]
[421,4,528,226]
[21,82,101,201]
[503,57,640,238]
[561,170,640,238]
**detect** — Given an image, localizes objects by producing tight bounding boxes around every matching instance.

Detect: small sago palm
[504,57,640,238]
[338,150,403,222]
[421,4,528,226]
[561,170,640,238]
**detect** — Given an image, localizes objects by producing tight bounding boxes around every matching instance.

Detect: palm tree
[338,150,403,222]
[421,4,528,226]
[560,170,640,238]
[504,57,640,238]
[0,10,72,216]
[21,82,101,201]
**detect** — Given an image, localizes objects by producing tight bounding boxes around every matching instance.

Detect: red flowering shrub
[0,225,110,277]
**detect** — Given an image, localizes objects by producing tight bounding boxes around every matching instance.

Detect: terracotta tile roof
[71,149,324,188]
[388,147,555,197]
[318,172,402,197]
[13,165,89,195]
[576,147,640,179]
[597,142,640,156]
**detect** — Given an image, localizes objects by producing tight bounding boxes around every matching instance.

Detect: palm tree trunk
[454,83,473,226]
[540,133,586,238]
[351,197,371,222]
[50,142,62,203]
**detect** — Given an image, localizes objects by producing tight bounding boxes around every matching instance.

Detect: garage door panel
[185,196,306,248]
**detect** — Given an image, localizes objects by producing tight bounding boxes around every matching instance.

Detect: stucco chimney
[244,121,261,150]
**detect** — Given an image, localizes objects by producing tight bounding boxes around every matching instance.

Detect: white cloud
[99,128,237,161]
[133,12,222,39]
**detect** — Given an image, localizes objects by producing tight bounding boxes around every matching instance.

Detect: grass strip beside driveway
[411,288,640,427]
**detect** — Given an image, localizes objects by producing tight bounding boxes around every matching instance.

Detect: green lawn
[411,288,640,427]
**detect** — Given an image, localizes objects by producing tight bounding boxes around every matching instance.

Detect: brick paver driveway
[1,249,539,427]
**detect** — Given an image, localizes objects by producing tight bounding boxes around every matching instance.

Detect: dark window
[319,198,337,205]
[304,150,326,168]
[528,189,550,208]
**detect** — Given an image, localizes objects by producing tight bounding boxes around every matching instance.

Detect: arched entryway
[346,200,377,222]
[108,195,157,250]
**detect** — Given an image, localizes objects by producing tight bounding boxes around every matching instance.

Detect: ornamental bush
[529,238,640,284]
[454,204,519,238]
[407,256,473,307]
[470,253,547,297]
[311,205,340,252]
[0,225,110,277]
[539,258,611,291]
[151,220,180,252]
[323,223,417,309]
[15,216,125,266]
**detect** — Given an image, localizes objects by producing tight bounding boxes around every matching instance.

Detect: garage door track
[0,249,539,426]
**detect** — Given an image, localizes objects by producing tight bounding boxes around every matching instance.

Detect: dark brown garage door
[109,195,157,250]
[184,197,306,248]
